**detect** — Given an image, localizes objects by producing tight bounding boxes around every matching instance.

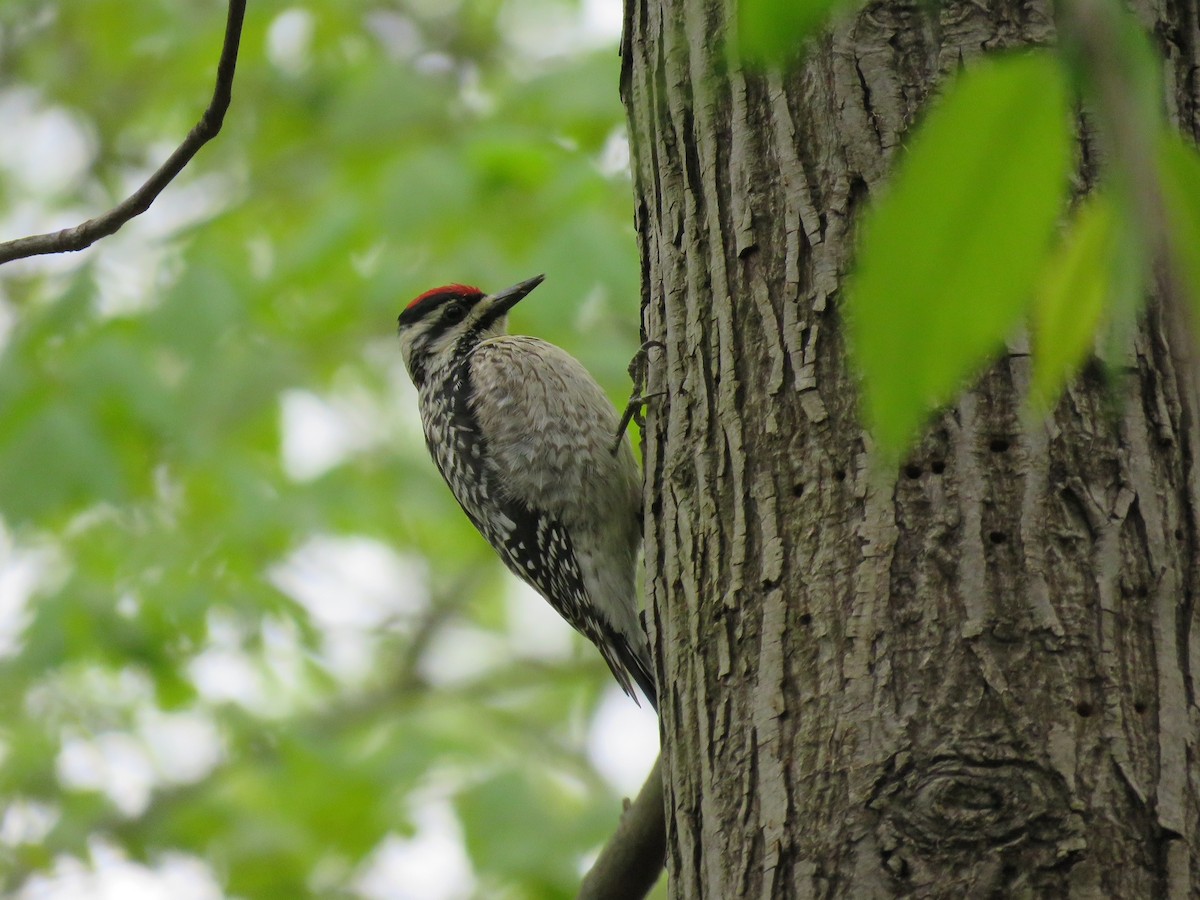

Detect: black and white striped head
[397,274,544,387]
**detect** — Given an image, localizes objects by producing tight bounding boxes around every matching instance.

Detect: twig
[0,0,247,266]
[577,755,666,900]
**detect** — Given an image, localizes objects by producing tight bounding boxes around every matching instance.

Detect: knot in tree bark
[871,749,1085,889]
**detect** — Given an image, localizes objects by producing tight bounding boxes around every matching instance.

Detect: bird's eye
[443,302,467,324]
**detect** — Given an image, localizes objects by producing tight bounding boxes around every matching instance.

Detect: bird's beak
[490,274,545,315]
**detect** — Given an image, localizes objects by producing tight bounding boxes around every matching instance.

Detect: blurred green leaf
[1029,194,1115,408]
[1159,132,1200,317]
[847,51,1072,455]
[456,767,615,898]
[738,0,845,64]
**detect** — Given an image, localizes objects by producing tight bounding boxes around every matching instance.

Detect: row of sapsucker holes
[888,434,1158,722]
[897,436,1016,543]
[901,436,1012,480]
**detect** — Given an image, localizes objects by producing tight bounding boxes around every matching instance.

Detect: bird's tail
[602,629,658,712]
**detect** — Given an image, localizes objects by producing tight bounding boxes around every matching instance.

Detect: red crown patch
[406,283,483,310]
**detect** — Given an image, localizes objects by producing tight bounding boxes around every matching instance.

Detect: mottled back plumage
[397,276,656,708]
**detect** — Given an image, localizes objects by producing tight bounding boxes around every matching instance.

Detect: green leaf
[456,768,615,894]
[738,0,844,64]
[847,52,1072,455]
[1030,195,1116,408]
[1159,132,1200,317]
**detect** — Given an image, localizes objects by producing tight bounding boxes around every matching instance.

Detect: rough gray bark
[621,0,1200,896]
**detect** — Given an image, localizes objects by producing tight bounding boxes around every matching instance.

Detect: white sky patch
[582,0,624,40]
[14,842,224,900]
[266,8,315,75]
[595,127,631,179]
[351,238,388,279]
[573,282,613,333]
[365,10,423,61]
[0,531,62,659]
[457,64,495,116]
[246,232,275,280]
[91,240,174,318]
[136,708,223,787]
[500,1,580,61]
[414,52,456,77]
[504,576,576,663]
[187,646,266,709]
[56,731,156,817]
[270,534,429,682]
[259,614,312,701]
[0,800,58,848]
[189,618,311,719]
[80,666,158,707]
[114,594,139,619]
[280,390,356,481]
[587,686,659,796]
[52,711,221,821]
[279,387,381,480]
[187,610,268,709]
[0,88,95,197]
[355,798,475,900]
[418,622,508,688]
[270,535,428,628]
[499,0,623,63]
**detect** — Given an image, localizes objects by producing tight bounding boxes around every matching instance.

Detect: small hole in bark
[930,460,945,475]
[1133,699,1148,714]
[1136,586,1149,599]
[798,612,813,626]
[1075,701,1094,718]
[989,531,1007,545]
[989,438,1010,453]
[791,483,805,497]
[1175,528,1185,541]
[904,464,922,479]
[834,469,847,482]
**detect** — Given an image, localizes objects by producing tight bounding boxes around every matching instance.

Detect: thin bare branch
[0,0,247,266]
[577,756,665,900]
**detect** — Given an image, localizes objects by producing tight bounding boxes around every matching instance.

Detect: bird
[396,274,657,709]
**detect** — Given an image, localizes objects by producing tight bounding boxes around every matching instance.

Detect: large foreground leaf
[848,52,1071,455]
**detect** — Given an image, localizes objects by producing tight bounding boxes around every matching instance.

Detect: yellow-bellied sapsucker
[397,275,657,709]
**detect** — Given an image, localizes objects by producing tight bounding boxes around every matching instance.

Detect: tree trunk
[622,0,1200,896]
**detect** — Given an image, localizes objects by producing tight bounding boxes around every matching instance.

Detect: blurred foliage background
[0,0,660,896]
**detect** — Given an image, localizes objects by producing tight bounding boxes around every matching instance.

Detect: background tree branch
[0,0,246,266]
[577,756,665,900]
